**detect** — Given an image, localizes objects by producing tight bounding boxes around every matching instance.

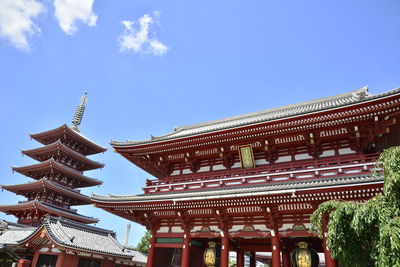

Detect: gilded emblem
[203,241,216,267]
[238,144,255,168]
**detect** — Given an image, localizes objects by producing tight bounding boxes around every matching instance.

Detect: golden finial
[71,91,88,132]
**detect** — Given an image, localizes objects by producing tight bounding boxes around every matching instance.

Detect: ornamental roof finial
[71,91,88,132]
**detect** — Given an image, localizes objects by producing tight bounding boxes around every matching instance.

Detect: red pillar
[146,229,157,267]
[220,230,229,267]
[249,252,256,267]
[31,251,40,267]
[181,229,190,267]
[55,252,65,267]
[271,228,281,267]
[282,250,290,267]
[237,250,244,267]
[322,216,337,267]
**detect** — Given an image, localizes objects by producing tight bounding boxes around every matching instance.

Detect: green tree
[136,230,151,255]
[310,146,400,267]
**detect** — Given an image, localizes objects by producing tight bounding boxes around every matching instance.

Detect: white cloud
[0,0,45,50]
[119,12,168,56]
[54,0,97,35]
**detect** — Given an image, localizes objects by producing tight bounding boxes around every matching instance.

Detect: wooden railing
[143,153,379,194]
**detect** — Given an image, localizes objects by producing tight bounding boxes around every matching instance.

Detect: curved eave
[12,159,103,187]
[30,124,107,155]
[91,174,383,204]
[1,179,92,205]
[22,141,105,171]
[111,87,400,148]
[18,218,137,259]
[0,201,98,224]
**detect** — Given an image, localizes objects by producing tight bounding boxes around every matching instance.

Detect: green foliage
[136,230,151,255]
[310,146,400,267]
[229,259,236,267]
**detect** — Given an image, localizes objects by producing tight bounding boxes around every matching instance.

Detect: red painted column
[181,228,190,267]
[220,230,229,267]
[55,252,65,267]
[237,250,244,267]
[31,251,40,267]
[271,228,281,267]
[146,229,157,267]
[282,250,290,267]
[322,216,337,267]
[249,252,256,267]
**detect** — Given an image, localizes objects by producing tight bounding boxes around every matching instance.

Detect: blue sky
[0,0,399,246]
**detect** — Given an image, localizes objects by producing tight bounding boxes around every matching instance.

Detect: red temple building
[92,87,400,267]
[0,93,146,267]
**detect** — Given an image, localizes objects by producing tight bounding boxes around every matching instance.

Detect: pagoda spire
[71,91,88,132]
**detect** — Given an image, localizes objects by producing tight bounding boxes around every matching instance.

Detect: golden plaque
[238,144,255,168]
[203,241,216,267]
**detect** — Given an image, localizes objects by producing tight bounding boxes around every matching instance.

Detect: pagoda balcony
[143,153,379,194]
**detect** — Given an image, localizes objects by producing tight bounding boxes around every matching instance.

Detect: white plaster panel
[213,164,226,171]
[210,226,220,232]
[338,148,355,155]
[191,226,202,232]
[320,150,335,157]
[229,225,244,232]
[294,153,313,160]
[157,227,169,233]
[231,162,241,168]
[279,223,294,231]
[170,170,180,176]
[275,156,291,163]
[198,166,211,173]
[255,159,268,165]
[253,224,269,231]
[51,248,61,253]
[171,226,184,233]
[182,169,192,174]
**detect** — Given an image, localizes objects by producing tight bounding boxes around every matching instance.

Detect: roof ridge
[46,216,115,236]
[175,86,369,132]
[112,86,400,146]
[22,141,104,169]
[30,124,107,152]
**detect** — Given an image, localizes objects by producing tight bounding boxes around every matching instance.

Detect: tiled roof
[30,124,107,155]
[0,201,99,224]
[22,140,104,170]
[1,178,92,205]
[12,158,103,187]
[0,220,31,230]
[111,87,400,146]
[19,216,146,263]
[0,228,36,245]
[92,174,383,203]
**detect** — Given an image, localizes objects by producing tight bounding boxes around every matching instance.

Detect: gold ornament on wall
[203,241,216,267]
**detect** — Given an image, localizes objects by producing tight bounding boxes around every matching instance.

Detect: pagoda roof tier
[112,87,400,148]
[22,141,104,171]
[0,201,98,224]
[12,159,102,187]
[92,173,382,204]
[30,124,107,155]
[1,178,92,206]
[17,216,146,263]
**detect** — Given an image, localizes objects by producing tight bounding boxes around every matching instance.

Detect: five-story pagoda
[0,92,106,226]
